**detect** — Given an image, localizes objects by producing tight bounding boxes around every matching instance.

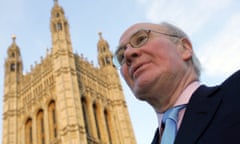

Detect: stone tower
[2,1,136,144]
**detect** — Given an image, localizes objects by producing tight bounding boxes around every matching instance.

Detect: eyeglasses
[113,29,180,68]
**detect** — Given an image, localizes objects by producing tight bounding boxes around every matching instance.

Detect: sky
[1,0,240,143]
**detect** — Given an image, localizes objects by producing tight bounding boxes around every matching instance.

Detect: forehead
[119,23,164,44]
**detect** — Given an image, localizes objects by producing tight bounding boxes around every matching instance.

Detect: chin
[134,88,150,101]
[135,95,147,101]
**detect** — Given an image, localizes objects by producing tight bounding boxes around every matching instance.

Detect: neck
[151,67,199,113]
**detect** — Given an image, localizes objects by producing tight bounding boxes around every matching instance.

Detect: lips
[130,62,148,79]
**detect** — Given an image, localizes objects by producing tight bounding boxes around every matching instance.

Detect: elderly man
[113,22,240,144]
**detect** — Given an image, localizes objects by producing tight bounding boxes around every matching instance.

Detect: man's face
[118,23,190,102]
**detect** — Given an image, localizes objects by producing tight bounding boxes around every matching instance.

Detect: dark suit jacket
[151,70,240,144]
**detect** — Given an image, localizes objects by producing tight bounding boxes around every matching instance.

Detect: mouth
[130,62,149,79]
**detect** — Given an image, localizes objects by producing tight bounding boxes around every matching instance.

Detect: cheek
[152,43,182,66]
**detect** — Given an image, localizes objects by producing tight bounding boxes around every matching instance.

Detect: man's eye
[133,35,148,46]
[117,48,125,64]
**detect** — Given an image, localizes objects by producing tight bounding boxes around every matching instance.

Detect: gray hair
[159,22,201,78]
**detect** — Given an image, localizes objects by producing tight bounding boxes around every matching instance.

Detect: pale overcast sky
[1,0,240,143]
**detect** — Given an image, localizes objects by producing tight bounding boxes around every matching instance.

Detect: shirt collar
[156,81,201,128]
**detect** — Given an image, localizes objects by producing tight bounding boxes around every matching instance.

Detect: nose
[125,44,140,66]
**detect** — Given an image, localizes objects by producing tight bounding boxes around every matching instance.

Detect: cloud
[135,0,240,77]
[139,0,233,35]
[199,12,240,77]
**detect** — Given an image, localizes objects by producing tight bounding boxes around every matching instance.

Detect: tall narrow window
[56,23,62,31]
[25,118,33,144]
[10,63,15,71]
[93,103,101,139]
[37,110,45,144]
[48,101,58,140]
[55,13,60,17]
[11,52,15,57]
[104,110,112,144]
[52,108,57,138]
[81,97,90,135]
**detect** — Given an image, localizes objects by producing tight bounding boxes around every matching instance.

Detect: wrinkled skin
[119,23,198,112]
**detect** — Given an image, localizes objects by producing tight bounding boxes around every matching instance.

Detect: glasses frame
[113,29,181,68]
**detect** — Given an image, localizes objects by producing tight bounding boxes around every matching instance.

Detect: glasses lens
[130,30,149,48]
[113,30,150,68]
[113,55,120,68]
[113,47,125,68]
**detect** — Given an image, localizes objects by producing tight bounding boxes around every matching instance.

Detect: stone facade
[2,1,136,144]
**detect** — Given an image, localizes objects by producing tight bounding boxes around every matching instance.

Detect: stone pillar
[86,95,98,141]
[106,107,119,144]
[44,105,50,144]
[32,116,37,144]
[97,101,109,144]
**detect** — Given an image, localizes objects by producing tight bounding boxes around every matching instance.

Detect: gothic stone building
[2,1,136,144]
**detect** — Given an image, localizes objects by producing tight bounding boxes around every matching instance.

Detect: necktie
[161,105,186,144]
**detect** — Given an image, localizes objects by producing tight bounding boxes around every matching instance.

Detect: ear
[179,38,193,61]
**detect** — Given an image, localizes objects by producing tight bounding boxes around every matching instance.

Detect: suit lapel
[175,85,222,144]
[151,128,159,144]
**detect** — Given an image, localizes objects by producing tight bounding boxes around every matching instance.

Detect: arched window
[25,118,33,144]
[56,23,62,31]
[93,103,101,139]
[104,109,112,143]
[37,110,45,144]
[48,101,57,140]
[81,97,90,136]
[11,52,15,57]
[10,63,15,71]
[56,13,60,17]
